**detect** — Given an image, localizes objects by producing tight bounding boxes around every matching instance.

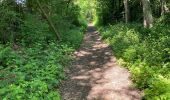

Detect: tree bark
[36,0,61,41]
[124,0,130,23]
[161,0,169,15]
[141,0,153,28]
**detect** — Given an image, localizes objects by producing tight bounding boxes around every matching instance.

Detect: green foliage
[0,42,75,99]
[0,0,85,99]
[76,0,95,22]
[61,27,84,49]
[20,14,50,45]
[99,22,170,99]
[94,0,115,25]
[94,0,170,26]
[156,13,170,25]
[144,75,170,100]
[0,2,22,43]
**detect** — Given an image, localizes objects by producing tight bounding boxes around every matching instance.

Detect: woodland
[0,0,170,100]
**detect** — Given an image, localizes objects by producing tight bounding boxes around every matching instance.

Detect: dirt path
[59,24,141,100]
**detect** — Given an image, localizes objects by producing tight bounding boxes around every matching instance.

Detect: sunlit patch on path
[59,24,141,100]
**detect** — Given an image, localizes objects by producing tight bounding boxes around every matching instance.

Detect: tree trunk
[161,0,169,15]
[142,0,153,28]
[36,0,61,41]
[124,0,130,23]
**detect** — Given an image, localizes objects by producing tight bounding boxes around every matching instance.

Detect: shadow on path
[59,24,141,100]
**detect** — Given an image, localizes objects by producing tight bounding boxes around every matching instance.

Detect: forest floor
[59,24,141,100]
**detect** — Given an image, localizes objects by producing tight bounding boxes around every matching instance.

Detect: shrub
[0,42,74,99]
[99,22,170,99]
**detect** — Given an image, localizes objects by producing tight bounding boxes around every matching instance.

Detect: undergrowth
[0,13,86,99]
[99,17,170,100]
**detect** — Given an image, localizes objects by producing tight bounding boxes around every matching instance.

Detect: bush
[0,42,74,99]
[144,75,170,100]
[0,0,85,99]
[0,28,84,100]
[99,22,170,99]
[61,27,84,49]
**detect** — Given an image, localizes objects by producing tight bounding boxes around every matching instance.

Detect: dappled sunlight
[60,24,141,100]
[90,61,97,65]
[70,60,140,100]
[93,43,109,48]
[74,50,92,57]
[71,75,90,80]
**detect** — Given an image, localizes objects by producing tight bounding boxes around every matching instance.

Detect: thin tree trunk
[161,0,165,15]
[161,0,169,15]
[142,0,153,28]
[124,0,130,23]
[36,0,61,41]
